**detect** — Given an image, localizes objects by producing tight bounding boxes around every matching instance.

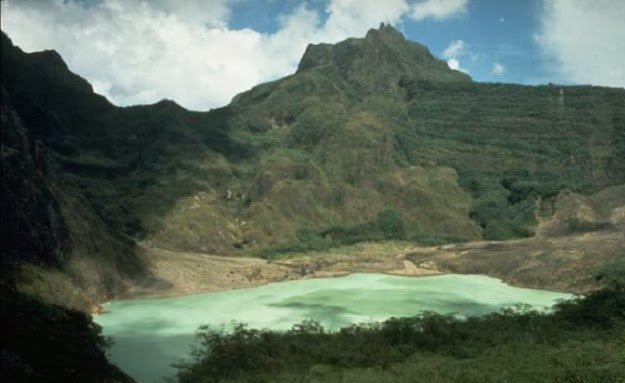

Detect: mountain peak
[1,31,93,95]
[296,24,471,93]
[364,22,406,44]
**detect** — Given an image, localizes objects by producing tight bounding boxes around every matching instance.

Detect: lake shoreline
[93,272,575,383]
[95,226,623,311]
[96,244,441,313]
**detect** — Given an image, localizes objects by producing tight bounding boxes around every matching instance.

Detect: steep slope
[400,81,625,238]
[1,34,150,310]
[1,34,145,382]
[142,25,481,253]
[220,25,624,249]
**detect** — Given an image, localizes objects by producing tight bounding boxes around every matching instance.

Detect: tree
[377,209,405,240]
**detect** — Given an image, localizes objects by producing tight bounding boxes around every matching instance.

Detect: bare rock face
[0,85,69,267]
[1,32,146,311]
[610,206,625,225]
[537,185,625,237]
[27,50,94,94]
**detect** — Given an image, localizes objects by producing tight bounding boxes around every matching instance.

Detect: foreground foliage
[0,289,134,383]
[176,287,625,383]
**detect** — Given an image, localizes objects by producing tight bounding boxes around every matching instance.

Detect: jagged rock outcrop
[297,23,470,95]
[537,185,625,237]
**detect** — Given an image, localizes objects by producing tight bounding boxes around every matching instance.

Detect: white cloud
[536,0,625,88]
[442,40,469,73]
[410,0,468,21]
[322,0,409,38]
[492,62,505,75]
[146,0,230,26]
[0,0,264,110]
[446,58,461,71]
[442,40,465,59]
[0,0,464,110]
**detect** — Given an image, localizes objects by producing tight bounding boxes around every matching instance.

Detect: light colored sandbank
[122,244,441,301]
[115,225,623,306]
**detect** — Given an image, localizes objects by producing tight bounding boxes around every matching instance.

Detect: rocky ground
[122,224,622,303]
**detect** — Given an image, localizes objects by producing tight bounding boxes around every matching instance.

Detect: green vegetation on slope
[258,209,468,259]
[3,25,624,261]
[219,25,625,248]
[175,267,625,383]
[399,81,625,239]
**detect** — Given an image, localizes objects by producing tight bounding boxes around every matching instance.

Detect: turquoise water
[94,273,573,382]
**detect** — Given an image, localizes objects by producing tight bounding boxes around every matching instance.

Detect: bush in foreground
[175,287,625,383]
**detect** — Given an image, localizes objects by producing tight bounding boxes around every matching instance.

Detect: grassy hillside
[400,81,625,239]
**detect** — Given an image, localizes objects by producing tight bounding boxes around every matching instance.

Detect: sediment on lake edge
[117,226,623,305]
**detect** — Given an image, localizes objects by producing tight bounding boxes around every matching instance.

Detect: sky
[1,0,624,111]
